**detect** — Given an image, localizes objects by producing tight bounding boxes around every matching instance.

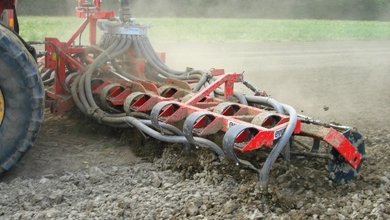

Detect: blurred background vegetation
[17,0,390,21]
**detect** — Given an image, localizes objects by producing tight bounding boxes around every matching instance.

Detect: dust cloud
[132,0,390,131]
[128,0,390,21]
[16,0,390,130]
[17,1,390,20]
[156,41,390,130]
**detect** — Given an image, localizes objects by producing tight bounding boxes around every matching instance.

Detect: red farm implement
[35,0,365,190]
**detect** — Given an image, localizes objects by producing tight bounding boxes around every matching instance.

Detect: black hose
[136,36,204,81]
[259,104,297,190]
[234,92,248,105]
[78,36,125,112]
[69,30,302,191]
[71,75,87,114]
[84,36,131,111]
[245,96,284,114]
[140,119,183,136]
[134,36,175,79]
[142,36,206,81]
[102,116,224,156]
[193,72,209,92]
[140,36,185,75]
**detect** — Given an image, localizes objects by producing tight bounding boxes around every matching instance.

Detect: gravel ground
[1,130,389,219]
[1,41,390,219]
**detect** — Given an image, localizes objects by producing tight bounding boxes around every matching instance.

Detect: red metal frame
[100,71,361,168]
[44,2,115,113]
[75,1,115,45]
[41,0,363,170]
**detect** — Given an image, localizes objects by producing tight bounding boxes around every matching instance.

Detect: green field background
[17,0,390,21]
[19,16,390,43]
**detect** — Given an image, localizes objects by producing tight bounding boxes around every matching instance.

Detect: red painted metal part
[185,73,241,105]
[160,101,294,150]
[132,96,174,112]
[114,73,300,153]
[324,128,362,169]
[297,123,362,168]
[74,11,114,45]
[112,77,362,168]
[40,0,363,171]
[44,2,115,113]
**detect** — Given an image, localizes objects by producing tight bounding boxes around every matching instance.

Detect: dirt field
[1,41,390,219]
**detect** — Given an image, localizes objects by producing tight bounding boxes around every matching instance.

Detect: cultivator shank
[38,0,365,189]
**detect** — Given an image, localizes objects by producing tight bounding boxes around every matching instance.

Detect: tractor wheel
[0,25,44,175]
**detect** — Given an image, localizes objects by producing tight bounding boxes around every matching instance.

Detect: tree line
[17,0,390,21]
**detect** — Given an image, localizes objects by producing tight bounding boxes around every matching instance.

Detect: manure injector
[0,0,365,190]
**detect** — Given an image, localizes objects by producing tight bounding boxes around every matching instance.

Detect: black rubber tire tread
[0,25,44,174]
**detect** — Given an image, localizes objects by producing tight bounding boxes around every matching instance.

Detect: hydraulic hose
[76,35,131,118]
[70,29,298,191]
[84,36,131,112]
[135,36,205,81]
[140,36,184,75]
[134,36,179,79]
[234,92,248,105]
[245,95,284,114]
[71,75,87,114]
[99,34,110,49]
[140,120,183,135]
[77,35,126,113]
[101,116,224,156]
[193,72,209,92]
[142,37,207,82]
[142,36,200,77]
[259,104,297,190]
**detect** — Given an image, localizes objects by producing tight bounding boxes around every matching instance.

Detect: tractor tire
[0,25,44,175]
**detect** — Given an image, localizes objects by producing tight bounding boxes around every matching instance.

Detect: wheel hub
[0,88,4,125]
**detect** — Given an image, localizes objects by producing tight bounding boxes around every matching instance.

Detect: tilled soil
[1,41,390,219]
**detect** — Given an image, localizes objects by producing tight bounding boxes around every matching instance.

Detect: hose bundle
[68,23,297,190]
